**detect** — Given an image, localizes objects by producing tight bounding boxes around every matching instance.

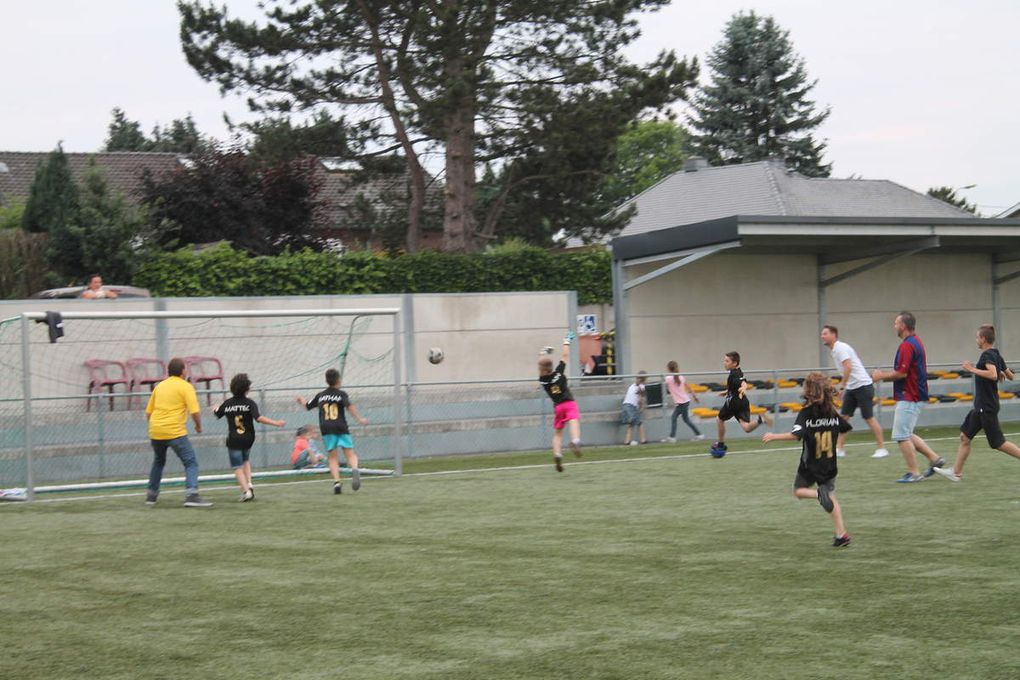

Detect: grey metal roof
[606,159,973,240]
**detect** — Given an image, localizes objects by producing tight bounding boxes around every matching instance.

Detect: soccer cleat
[895,472,925,483]
[570,439,583,457]
[922,457,946,478]
[144,490,158,506]
[333,482,343,495]
[629,440,639,446]
[833,534,852,548]
[872,448,890,459]
[554,456,563,472]
[816,485,835,513]
[933,466,962,482]
[241,489,254,502]
[248,486,255,500]
[183,494,213,507]
[351,468,362,491]
[835,448,846,458]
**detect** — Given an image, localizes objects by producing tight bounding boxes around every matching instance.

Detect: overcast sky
[1,1,1016,215]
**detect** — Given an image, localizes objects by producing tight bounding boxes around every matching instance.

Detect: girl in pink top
[665,360,704,441]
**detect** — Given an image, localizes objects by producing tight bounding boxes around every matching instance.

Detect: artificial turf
[1,426,1018,679]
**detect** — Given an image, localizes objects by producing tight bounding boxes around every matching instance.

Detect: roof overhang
[610,215,1020,264]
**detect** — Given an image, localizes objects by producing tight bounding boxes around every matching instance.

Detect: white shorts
[892,400,923,441]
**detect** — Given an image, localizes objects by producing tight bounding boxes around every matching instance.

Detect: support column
[611,257,629,375]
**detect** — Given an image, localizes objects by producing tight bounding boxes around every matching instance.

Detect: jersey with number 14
[214,396,261,450]
[306,387,351,435]
[790,403,852,482]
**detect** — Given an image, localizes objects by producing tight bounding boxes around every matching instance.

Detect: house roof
[0,151,184,205]
[608,158,973,241]
[997,201,1020,219]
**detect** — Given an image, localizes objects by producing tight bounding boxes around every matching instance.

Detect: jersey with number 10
[214,396,261,450]
[306,387,351,435]
[790,403,853,482]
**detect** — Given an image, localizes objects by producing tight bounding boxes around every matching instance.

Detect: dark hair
[667,360,679,373]
[325,368,340,386]
[230,373,251,398]
[822,325,838,337]
[538,357,553,374]
[897,311,916,331]
[167,357,185,377]
[725,351,741,365]
[88,273,102,283]
[296,425,314,437]
[802,371,839,417]
[978,324,996,345]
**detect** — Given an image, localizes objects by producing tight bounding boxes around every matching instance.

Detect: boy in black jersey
[538,332,582,472]
[714,351,772,452]
[763,372,853,547]
[296,368,369,494]
[213,373,286,502]
[934,325,1020,482]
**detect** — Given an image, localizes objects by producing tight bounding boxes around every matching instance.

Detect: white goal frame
[14,307,403,501]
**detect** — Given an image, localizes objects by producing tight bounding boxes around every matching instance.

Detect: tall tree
[105,108,149,151]
[103,108,211,153]
[243,112,352,164]
[689,11,831,177]
[178,0,696,252]
[600,119,688,207]
[72,161,149,283]
[927,186,977,214]
[22,145,79,235]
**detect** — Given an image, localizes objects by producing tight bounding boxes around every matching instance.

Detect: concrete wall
[621,252,1020,374]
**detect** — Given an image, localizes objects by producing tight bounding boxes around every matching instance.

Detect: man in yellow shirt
[145,357,211,507]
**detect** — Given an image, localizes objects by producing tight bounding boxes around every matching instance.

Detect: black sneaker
[833,534,852,548]
[145,490,158,506]
[817,485,835,513]
[923,457,946,478]
[183,494,213,508]
[333,482,343,495]
[554,456,563,472]
[351,468,361,491]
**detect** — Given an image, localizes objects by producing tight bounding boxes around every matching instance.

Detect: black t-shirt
[306,387,351,435]
[973,348,1007,413]
[539,361,574,405]
[726,368,746,402]
[214,396,261,450]
[791,403,853,480]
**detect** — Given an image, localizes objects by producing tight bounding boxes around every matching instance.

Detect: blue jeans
[670,402,701,437]
[149,436,199,494]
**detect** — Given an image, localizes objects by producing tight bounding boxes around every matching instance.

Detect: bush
[134,243,612,304]
[0,230,49,299]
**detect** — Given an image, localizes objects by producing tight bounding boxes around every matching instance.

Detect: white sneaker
[933,466,962,482]
[836,448,846,458]
[629,441,639,447]
[661,437,677,443]
[872,448,890,459]
[693,434,706,441]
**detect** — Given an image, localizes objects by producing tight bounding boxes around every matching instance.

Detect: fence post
[392,314,404,477]
[97,393,108,480]
[20,315,34,501]
[661,373,670,440]
[258,388,270,471]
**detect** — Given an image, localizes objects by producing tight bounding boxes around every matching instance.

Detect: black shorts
[960,409,1005,449]
[718,396,751,423]
[794,461,836,491]
[840,384,875,420]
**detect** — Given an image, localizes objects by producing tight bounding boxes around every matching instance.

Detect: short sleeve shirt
[623,382,645,406]
[214,396,261,450]
[791,403,853,480]
[305,387,351,435]
[973,348,1007,413]
[830,341,872,390]
[726,368,745,401]
[146,376,200,440]
[893,335,928,402]
[539,361,574,405]
[666,375,690,405]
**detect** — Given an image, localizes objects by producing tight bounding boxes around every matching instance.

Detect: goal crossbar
[20,308,401,321]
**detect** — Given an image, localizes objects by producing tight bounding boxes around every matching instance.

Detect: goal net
[0,308,402,500]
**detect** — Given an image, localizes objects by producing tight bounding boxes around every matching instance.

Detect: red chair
[126,358,167,409]
[184,356,225,404]
[85,360,129,411]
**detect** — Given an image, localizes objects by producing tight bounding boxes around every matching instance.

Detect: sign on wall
[576,314,598,335]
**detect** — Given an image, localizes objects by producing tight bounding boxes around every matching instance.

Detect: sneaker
[933,466,962,482]
[629,441,639,447]
[248,486,255,500]
[817,485,835,513]
[833,534,852,548]
[872,448,890,459]
[662,437,677,443]
[183,494,213,507]
[570,439,583,457]
[923,457,946,478]
[351,467,362,491]
[835,448,846,458]
[240,489,254,502]
[693,434,706,441]
[894,472,925,484]
[144,490,158,506]
[554,456,563,472]
[333,482,343,495]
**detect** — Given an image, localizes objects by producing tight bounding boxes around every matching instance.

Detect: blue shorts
[891,401,923,441]
[620,403,642,426]
[228,448,251,468]
[322,433,354,451]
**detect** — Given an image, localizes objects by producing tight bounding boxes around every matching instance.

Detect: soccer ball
[709,442,727,458]
[427,347,444,365]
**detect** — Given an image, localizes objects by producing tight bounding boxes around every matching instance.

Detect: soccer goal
[0,307,403,501]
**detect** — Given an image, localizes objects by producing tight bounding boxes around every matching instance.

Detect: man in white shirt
[821,325,890,458]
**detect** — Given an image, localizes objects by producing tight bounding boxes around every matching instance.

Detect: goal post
[1,307,403,501]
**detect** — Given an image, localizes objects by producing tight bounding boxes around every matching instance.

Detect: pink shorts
[553,400,580,430]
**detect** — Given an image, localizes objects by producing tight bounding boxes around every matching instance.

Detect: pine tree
[689,11,831,177]
[73,161,148,282]
[105,108,149,151]
[22,144,79,234]
[927,186,977,214]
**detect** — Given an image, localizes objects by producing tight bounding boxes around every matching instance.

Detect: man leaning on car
[80,274,118,299]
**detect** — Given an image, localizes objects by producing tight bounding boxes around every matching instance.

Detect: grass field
[2,426,1018,680]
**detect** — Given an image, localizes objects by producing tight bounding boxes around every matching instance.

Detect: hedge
[133,242,613,304]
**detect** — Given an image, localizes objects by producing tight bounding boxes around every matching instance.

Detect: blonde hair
[802,372,838,416]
